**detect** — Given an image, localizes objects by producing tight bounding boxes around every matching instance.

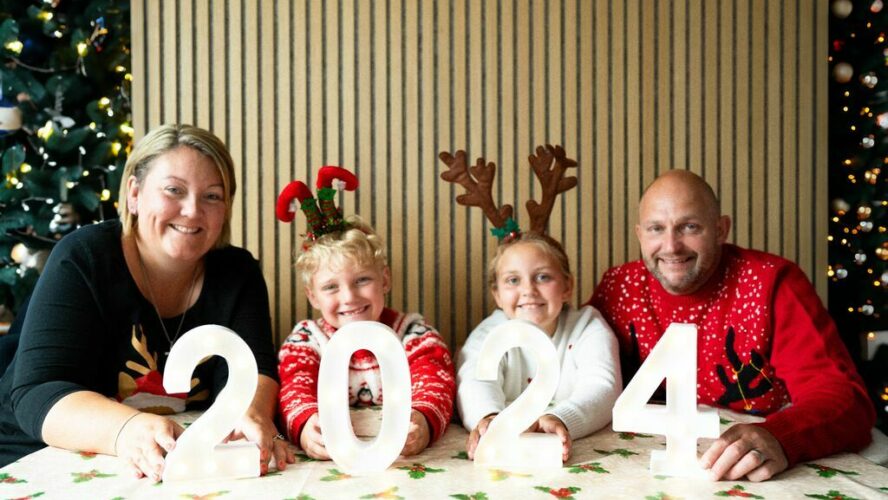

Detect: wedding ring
[273,433,286,441]
[749,448,765,462]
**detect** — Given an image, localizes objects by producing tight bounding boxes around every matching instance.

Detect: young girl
[276,169,455,460]
[456,232,622,461]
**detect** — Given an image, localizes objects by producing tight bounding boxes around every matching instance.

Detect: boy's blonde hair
[487,232,573,290]
[297,217,388,286]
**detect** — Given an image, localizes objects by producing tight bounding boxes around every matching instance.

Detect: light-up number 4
[162,325,260,482]
[318,321,412,475]
[473,319,562,471]
[612,323,720,478]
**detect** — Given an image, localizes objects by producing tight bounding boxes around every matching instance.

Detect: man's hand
[401,410,431,456]
[299,413,330,460]
[466,413,497,460]
[700,423,788,482]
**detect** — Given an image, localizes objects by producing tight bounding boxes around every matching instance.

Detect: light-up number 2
[318,321,412,475]
[473,319,562,470]
[611,323,720,478]
[162,325,260,482]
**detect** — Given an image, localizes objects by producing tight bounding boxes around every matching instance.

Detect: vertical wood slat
[133,0,828,347]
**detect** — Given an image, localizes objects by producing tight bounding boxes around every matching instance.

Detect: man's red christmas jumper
[278,307,456,444]
[589,244,874,466]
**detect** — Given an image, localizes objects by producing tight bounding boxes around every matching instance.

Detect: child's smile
[306,260,391,329]
[491,242,573,335]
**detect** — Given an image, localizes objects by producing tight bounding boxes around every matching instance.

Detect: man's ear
[634,223,642,243]
[716,215,732,244]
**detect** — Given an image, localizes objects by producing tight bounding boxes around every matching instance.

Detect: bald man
[589,170,874,482]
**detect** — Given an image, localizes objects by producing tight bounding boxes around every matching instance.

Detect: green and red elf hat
[276,166,359,242]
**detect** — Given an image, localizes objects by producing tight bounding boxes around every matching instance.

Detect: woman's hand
[299,413,330,460]
[466,413,497,459]
[114,412,184,482]
[401,410,431,456]
[528,414,572,462]
[229,411,296,474]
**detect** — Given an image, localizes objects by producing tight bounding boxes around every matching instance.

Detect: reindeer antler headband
[439,144,578,241]
[276,166,359,241]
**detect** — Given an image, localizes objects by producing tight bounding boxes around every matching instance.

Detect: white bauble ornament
[833,62,854,83]
[832,0,853,18]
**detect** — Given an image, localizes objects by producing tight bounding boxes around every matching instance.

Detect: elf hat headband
[438,144,578,242]
[276,166,359,241]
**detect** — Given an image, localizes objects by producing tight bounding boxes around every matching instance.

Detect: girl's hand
[466,413,497,459]
[229,411,296,474]
[401,410,431,456]
[529,414,572,462]
[114,412,183,482]
[299,413,330,460]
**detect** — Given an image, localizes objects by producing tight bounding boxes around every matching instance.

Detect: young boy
[277,213,455,459]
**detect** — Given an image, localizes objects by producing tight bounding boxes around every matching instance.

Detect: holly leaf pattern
[533,485,581,499]
[566,462,608,474]
[70,469,115,483]
[804,464,859,478]
[594,448,639,458]
[181,492,230,500]
[0,473,26,484]
[804,491,861,500]
[488,469,531,481]
[645,493,682,500]
[451,451,469,460]
[715,484,764,498]
[618,432,654,440]
[6,493,44,500]
[450,493,488,500]
[320,469,352,481]
[396,463,445,479]
[283,495,315,500]
[359,486,403,499]
[296,453,318,462]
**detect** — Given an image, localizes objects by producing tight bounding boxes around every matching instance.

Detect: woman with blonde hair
[0,124,294,478]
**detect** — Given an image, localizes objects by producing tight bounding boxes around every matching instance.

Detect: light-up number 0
[318,321,412,475]
[612,323,720,478]
[473,319,562,470]
[162,325,260,482]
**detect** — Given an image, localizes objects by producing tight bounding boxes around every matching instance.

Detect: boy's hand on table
[401,409,431,456]
[299,413,331,460]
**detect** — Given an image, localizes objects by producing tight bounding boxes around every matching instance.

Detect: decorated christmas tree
[828,0,887,429]
[0,0,131,317]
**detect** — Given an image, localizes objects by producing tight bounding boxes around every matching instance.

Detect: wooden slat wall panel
[131,0,828,348]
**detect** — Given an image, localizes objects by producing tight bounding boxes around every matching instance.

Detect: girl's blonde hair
[296,217,388,286]
[117,124,237,248]
[487,232,573,290]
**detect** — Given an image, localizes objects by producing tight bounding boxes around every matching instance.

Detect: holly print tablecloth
[1,409,885,499]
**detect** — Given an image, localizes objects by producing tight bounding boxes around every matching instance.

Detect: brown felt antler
[438,150,514,229]
[525,144,578,233]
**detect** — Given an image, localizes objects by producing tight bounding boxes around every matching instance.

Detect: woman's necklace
[137,252,201,355]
